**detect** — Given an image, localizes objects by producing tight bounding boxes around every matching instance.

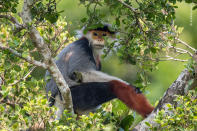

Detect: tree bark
[0,76,2,89]
[20,0,73,113]
[0,43,46,68]
[133,69,195,130]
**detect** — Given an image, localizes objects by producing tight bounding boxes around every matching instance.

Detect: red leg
[109,80,154,117]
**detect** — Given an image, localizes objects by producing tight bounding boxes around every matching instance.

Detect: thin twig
[169,45,193,57]
[135,0,140,5]
[117,0,137,13]
[53,37,69,56]
[0,15,21,25]
[0,76,3,89]
[163,58,188,62]
[117,0,148,41]
[9,66,36,86]
[175,38,196,52]
[142,57,188,62]
[164,55,188,62]
[0,14,25,30]
[0,42,47,68]
[0,100,16,108]
[173,51,186,58]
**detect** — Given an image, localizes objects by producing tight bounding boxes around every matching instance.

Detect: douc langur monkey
[45,24,154,119]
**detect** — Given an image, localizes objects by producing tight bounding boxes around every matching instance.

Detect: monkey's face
[88,30,110,49]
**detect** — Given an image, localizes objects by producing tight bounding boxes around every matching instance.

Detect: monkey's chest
[95,55,101,70]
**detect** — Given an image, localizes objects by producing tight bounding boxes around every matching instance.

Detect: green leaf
[45,12,59,23]
[193,5,197,10]
[12,123,19,129]
[116,18,120,26]
[144,49,150,54]
[81,17,87,23]
[45,75,51,81]
[22,52,29,58]
[145,122,151,127]
[13,65,21,72]
[11,7,17,13]
[150,47,157,53]
[120,115,134,131]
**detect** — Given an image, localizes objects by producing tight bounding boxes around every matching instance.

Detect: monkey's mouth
[93,44,104,49]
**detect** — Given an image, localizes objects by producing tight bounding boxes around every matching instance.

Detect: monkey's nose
[98,39,103,42]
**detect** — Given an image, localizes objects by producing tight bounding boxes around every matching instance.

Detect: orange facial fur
[90,30,110,42]
[109,80,154,117]
[84,30,111,49]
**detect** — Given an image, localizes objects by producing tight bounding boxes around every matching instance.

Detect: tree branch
[0,42,47,68]
[169,45,193,57]
[117,0,137,13]
[0,14,25,30]
[20,0,73,113]
[0,76,3,89]
[163,55,188,62]
[9,66,36,86]
[133,69,194,130]
[176,38,196,52]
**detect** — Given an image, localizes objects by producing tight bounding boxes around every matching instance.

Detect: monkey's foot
[69,71,83,83]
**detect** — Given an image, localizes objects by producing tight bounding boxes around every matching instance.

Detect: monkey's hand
[69,71,83,83]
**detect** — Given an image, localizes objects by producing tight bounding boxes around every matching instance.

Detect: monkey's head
[84,24,116,49]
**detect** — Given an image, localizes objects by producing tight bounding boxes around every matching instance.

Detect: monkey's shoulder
[54,38,97,73]
[56,38,92,60]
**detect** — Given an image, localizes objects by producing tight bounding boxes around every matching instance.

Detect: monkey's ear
[75,25,90,38]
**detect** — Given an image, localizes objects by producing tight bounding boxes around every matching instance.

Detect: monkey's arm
[70,70,154,117]
[71,70,129,84]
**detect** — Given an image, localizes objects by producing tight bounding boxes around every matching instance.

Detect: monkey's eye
[93,32,98,36]
[102,33,107,36]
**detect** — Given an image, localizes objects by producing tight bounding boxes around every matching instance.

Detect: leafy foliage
[0,0,197,130]
[0,15,72,130]
[79,0,197,88]
[0,12,132,130]
[148,90,197,131]
[0,0,19,13]
[30,0,61,23]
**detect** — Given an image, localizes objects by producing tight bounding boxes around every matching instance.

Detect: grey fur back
[45,38,98,106]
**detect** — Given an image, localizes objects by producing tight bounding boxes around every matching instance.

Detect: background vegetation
[0,0,197,130]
